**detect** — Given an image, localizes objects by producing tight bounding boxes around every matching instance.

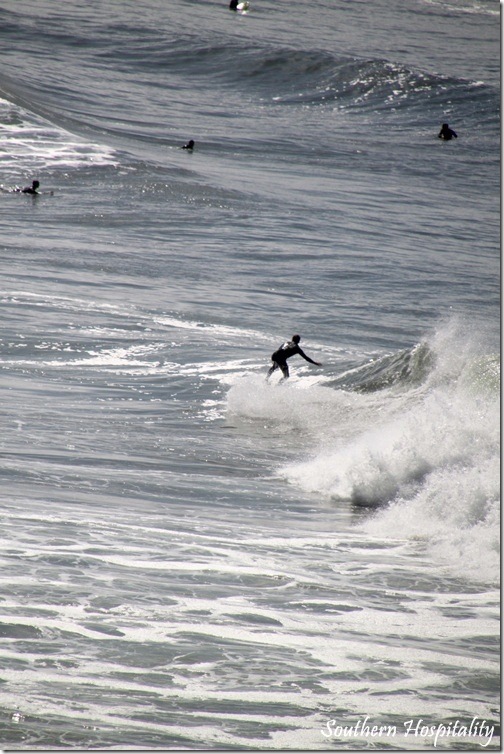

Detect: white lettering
[321,719,336,739]
[322,717,494,748]
[403,719,420,736]
[480,724,495,749]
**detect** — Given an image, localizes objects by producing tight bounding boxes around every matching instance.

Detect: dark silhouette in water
[438,123,457,141]
[229,0,238,8]
[182,140,195,151]
[266,334,322,381]
[8,179,53,196]
[15,179,40,194]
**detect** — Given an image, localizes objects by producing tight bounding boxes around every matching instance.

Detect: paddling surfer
[14,180,40,194]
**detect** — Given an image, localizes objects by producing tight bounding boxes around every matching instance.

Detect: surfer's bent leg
[267,358,289,381]
[266,362,279,380]
[280,363,289,380]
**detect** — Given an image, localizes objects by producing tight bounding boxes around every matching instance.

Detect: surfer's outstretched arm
[298,347,322,367]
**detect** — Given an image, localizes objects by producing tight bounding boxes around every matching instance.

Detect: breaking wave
[227,319,500,582]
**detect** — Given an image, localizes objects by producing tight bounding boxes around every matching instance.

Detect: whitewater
[0,0,499,749]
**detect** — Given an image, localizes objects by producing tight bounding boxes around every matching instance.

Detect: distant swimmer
[266,334,322,381]
[14,179,40,194]
[182,139,195,151]
[229,0,238,8]
[438,123,457,141]
[9,179,53,196]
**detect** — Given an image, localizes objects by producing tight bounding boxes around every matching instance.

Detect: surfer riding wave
[266,334,322,381]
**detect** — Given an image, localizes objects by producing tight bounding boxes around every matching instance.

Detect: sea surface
[0,0,500,750]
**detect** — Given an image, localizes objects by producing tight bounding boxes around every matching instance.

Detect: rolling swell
[105,39,497,120]
[0,4,497,146]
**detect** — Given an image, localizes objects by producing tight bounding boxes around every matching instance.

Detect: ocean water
[0,0,500,750]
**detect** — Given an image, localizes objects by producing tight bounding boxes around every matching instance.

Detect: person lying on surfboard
[13,180,40,194]
[266,334,322,381]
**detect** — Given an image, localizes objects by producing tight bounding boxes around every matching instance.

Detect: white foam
[227,373,367,438]
[0,99,118,175]
[362,457,500,583]
[228,321,500,583]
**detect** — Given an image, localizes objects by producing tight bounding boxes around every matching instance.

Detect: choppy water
[0,0,500,749]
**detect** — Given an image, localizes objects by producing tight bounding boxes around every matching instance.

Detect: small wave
[166,44,497,117]
[331,342,435,392]
[422,0,500,17]
[0,87,118,177]
[95,35,495,119]
[0,291,125,315]
[266,55,496,122]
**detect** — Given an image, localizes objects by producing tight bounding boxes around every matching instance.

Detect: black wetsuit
[267,340,319,380]
[438,124,457,141]
[20,180,40,194]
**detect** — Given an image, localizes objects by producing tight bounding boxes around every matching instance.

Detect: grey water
[0,0,500,749]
